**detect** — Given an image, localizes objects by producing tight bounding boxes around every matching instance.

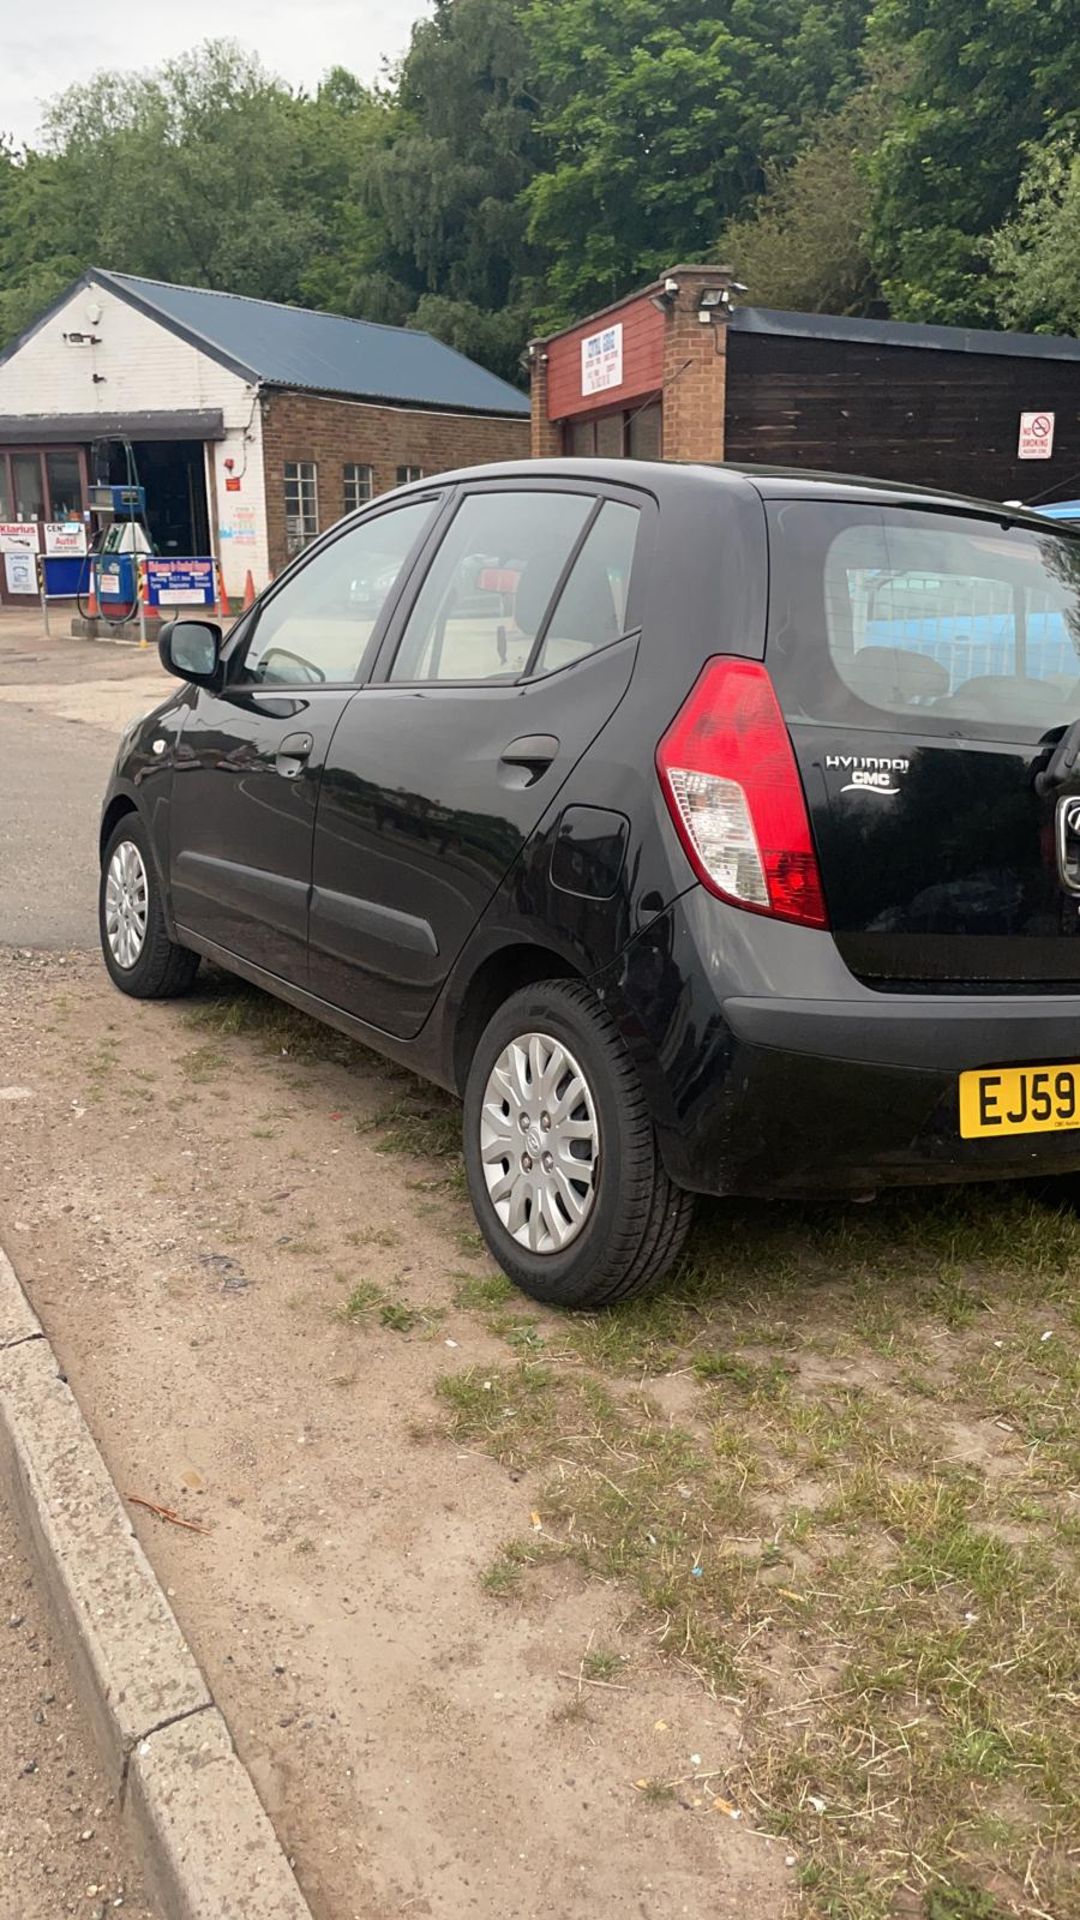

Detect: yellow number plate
[959,1064,1080,1138]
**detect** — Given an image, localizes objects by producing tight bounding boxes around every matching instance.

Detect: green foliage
[3,0,1077,378]
[865,0,1080,325]
[523,0,870,329]
[988,141,1080,336]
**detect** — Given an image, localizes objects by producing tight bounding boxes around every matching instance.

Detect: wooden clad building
[530,267,1080,505]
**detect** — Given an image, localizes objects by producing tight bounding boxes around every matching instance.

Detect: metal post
[38,554,51,637]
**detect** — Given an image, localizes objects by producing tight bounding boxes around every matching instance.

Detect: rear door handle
[275,731,314,779]
[499,734,560,784]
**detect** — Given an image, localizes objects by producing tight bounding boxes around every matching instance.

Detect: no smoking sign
[1019,410,1055,460]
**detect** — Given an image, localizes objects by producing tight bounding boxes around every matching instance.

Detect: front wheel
[99,814,199,999]
[462,979,694,1308]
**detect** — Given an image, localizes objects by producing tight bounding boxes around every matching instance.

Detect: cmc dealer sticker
[825,754,910,796]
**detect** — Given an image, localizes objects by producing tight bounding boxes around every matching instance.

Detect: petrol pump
[81,481,152,623]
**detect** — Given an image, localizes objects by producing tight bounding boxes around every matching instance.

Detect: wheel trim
[104,840,149,970]
[479,1031,600,1254]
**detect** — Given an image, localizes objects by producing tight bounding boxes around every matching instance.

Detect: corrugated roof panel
[729,305,1080,364]
[100,271,530,415]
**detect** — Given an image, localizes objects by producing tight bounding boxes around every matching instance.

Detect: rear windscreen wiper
[1034,717,1080,796]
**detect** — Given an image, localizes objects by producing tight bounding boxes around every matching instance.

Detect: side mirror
[159,619,222,687]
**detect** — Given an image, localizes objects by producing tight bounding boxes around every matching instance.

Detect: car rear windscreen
[765,502,1080,737]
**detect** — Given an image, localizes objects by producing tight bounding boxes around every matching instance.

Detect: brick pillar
[660,266,733,464]
[529,346,563,458]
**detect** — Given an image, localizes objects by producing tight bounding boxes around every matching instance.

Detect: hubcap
[104,841,149,970]
[480,1032,600,1254]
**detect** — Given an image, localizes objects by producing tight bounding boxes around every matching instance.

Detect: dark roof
[729,304,1080,364]
[32,270,528,415]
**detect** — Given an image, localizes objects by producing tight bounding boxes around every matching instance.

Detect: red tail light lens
[656,657,827,928]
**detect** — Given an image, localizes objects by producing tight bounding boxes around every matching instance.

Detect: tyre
[463,979,694,1309]
[99,813,199,999]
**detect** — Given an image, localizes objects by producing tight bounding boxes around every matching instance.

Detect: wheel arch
[450,941,583,1095]
[99,792,139,862]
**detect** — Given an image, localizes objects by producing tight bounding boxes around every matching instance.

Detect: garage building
[530,263,1080,505]
[0,268,530,607]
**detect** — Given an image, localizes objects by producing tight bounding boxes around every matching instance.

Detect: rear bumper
[598,891,1080,1196]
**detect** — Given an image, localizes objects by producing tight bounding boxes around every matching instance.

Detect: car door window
[389,490,595,683]
[242,500,436,687]
[533,500,641,675]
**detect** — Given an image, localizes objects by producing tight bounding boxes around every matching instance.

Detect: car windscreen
[765,502,1080,738]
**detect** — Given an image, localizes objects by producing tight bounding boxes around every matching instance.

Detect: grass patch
[431,1177,1080,1917]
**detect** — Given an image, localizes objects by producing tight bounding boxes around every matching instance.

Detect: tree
[355,0,542,380]
[865,0,1080,326]
[522,0,871,329]
[988,141,1080,336]
[717,74,895,316]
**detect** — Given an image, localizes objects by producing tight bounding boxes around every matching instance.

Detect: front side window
[390,489,596,683]
[344,463,373,513]
[397,465,423,487]
[768,503,1080,736]
[243,499,435,687]
[284,461,318,555]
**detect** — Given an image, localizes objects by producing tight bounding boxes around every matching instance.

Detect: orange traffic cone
[242,568,256,610]
[214,561,229,621]
[85,559,99,619]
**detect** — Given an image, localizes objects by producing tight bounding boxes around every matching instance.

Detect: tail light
[656,656,827,928]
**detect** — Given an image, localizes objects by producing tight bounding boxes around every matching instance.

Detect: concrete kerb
[0,1246,314,1920]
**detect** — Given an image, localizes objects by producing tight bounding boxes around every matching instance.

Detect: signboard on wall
[581,322,624,397]
[44,521,88,558]
[1019,411,1055,460]
[0,522,40,554]
[144,557,216,608]
[4,551,37,594]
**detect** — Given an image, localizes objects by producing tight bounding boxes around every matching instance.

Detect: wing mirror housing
[158,619,223,689]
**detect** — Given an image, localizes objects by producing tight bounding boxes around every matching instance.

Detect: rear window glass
[766,503,1080,736]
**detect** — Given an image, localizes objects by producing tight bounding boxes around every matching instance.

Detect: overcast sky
[1,0,433,149]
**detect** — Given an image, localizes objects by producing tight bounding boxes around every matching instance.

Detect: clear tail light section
[656,656,827,928]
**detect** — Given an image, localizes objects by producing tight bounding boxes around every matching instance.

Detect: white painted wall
[0,278,271,595]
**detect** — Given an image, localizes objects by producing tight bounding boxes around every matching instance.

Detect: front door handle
[499,734,559,786]
[275,731,314,779]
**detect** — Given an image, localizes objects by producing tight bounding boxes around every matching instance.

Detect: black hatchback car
[99,460,1080,1307]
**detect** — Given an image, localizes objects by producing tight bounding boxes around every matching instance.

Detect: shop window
[45,450,83,519]
[284,461,319,554]
[562,403,663,462]
[0,456,11,521]
[396,465,423,486]
[627,402,662,461]
[344,463,374,513]
[13,452,45,522]
[595,413,624,459]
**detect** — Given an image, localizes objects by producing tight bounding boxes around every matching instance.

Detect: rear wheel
[99,814,199,999]
[463,979,694,1308]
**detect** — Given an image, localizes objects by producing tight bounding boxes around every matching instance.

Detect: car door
[308,480,650,1037]
[167,494,442,982]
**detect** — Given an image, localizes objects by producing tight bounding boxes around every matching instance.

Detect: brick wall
[660,268,729,464]
[260,389,530,576]
[529,351,563,458]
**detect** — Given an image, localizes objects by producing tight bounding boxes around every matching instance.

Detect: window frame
[372,476,656,691]
[343,462,374,514]
[396,464,424,487]
[224,488,452,693]
[283,459,319,555]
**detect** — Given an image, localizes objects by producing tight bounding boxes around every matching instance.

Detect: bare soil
[0,949,792,1920]
[0,1486,159,1919]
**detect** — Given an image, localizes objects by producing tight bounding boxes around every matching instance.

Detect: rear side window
[390,490,595,682]
[534,500,640,675]
[767,503,1080,735]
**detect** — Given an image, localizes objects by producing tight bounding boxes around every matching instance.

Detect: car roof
[393,458,1069,536]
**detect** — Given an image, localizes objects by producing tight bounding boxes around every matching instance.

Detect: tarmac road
[0,611,170,950]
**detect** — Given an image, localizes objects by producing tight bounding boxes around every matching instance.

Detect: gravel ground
[0,1488,159,1920]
